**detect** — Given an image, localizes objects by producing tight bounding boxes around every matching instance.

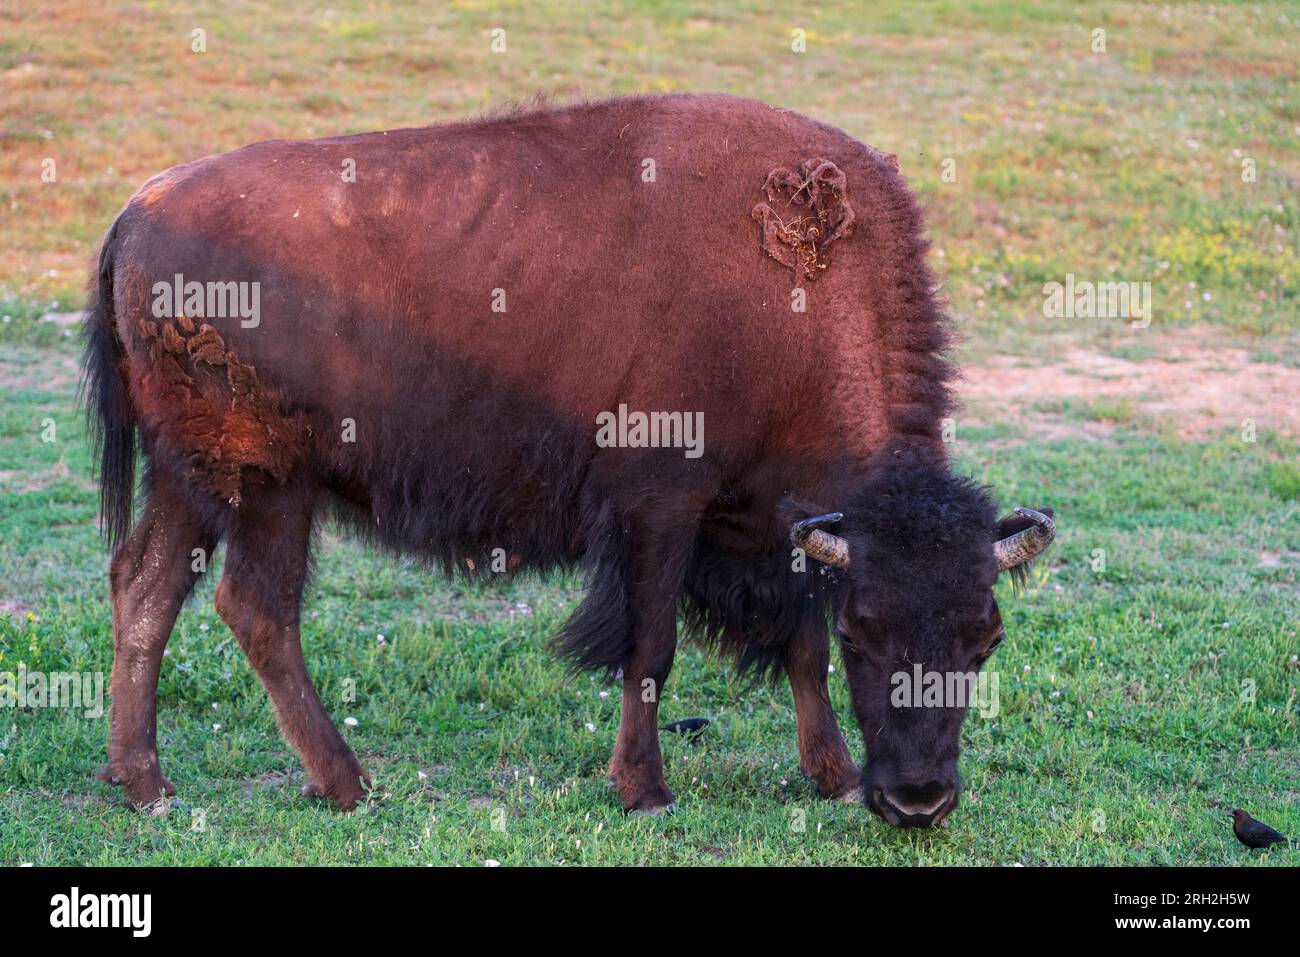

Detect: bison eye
[976,630,1005,664]
[836,629,871,657]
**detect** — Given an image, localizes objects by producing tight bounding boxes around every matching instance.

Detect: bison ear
[994,507,1056,592]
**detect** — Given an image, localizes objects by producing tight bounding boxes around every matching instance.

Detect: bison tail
[553,505,635,677]
[79,214,136,553]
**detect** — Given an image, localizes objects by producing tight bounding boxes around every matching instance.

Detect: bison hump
[750,157,855,281]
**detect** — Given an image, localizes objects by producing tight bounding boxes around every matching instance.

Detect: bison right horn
[994,507,1056,570]
[790,513,850,570]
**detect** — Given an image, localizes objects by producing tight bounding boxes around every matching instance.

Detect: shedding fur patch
[751,158,855,281]
[129,316,302,505]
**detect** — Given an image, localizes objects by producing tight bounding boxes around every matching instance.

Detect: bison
[82,93,1055,827]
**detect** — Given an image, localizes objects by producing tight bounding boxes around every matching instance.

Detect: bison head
[789,462,1055,827]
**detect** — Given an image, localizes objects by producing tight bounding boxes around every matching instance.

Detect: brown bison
[83,93,1054,826]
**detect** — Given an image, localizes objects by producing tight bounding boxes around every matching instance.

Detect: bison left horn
[790,512,850,570]
[994,507,1056,571]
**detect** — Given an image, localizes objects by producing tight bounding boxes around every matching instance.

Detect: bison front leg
[102,481,216,808]
[214,480,370,811]
[609,640,677,816]
[607,513,698,816]
[786,625,861,802]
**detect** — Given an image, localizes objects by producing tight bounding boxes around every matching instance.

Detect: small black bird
[1229,809,1289,849]
[659,717,710,742]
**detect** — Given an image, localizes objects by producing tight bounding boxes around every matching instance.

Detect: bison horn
[994,507,1056,571]
[790,512,850,570]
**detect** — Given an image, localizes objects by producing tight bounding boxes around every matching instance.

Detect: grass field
[1,1,1298,865]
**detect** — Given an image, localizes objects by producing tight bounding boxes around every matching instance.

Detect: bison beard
[83,93,1053,822]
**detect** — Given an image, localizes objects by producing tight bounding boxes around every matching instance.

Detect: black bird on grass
[659,717,710,742]
[1229,809,1288,849]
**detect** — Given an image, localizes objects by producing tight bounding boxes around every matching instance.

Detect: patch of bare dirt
[960,328,1300,443]
[240,769,298,798]
[0,349,81,393]
[0,457,91,493]
[1153,52,1297,80]
[0,599,35,624]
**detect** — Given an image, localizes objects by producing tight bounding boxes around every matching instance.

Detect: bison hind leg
[103,475,219,810]
[213,474,370,811]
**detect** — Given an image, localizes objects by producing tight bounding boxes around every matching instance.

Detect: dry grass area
[2,0,1296,349]
[961,325,1300,444]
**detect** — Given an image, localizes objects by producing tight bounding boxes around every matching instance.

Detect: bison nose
[873,780,957,827]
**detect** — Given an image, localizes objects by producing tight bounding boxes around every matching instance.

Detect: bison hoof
[301,773,371,812]
[97,762,178,808]
[620,780,677,817]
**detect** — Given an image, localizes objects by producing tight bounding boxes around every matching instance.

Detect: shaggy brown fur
[83,93,1049,822]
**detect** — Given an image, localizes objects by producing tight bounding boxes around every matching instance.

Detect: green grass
[1,340,1297,865]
